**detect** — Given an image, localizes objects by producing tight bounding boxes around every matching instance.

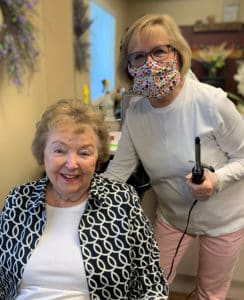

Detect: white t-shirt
[16,200,90,300]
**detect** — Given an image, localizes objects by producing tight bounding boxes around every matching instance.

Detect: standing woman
[104,14,244,299]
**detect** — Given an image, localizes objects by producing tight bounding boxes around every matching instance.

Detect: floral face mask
[128,59,181,99]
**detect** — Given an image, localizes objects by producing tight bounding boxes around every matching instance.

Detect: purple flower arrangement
[0,0,39,86]
[73,0,92,72]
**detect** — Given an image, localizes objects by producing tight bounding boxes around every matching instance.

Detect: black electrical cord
[166,199,198,281]
[185,287,196,300]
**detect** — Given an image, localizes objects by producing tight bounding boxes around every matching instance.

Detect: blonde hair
[119,14,191,85]
[32,99,110,170]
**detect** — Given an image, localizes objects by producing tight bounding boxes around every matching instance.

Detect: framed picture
[223,4,239,22]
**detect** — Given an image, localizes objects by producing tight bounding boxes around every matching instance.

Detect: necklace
[46,183,88,208]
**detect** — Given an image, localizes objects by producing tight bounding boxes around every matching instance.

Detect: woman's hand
[186,171,219,201]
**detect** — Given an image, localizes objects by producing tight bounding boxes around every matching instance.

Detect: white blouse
[16,200,90,300]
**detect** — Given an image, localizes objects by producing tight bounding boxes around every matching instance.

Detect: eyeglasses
[127,45,174,67]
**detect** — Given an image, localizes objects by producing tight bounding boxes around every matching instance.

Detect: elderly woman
[104,14,244,300]
[0,99,168,300]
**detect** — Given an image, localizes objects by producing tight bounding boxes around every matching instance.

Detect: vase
[208,67,218,77]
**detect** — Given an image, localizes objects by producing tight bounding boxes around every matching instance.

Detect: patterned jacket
[0,174,168,300]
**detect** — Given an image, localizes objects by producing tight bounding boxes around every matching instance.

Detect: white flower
[234,62,244,97]
[192,42,233,70]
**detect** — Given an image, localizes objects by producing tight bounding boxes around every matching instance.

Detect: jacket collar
[88,173,108,204]
[30,176,48,209]
[33,173,108,208]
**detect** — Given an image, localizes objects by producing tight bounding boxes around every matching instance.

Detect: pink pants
[154,219,244,300]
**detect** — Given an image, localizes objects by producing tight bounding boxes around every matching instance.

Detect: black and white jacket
[0,174,168,300]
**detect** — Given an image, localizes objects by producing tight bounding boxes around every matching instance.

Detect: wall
[41,0,75,103]
[125,0,244,25]
[0,0,75,206]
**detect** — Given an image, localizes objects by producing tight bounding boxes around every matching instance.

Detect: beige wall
[125,0,244,25]
[0,0,75,206]
[41,0,75,102]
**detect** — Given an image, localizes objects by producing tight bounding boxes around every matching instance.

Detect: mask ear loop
[173,49,178,61]
[172,50,182,76]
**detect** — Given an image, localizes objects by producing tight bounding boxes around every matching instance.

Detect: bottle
[82,84,90,105]
[100,79,114,121]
